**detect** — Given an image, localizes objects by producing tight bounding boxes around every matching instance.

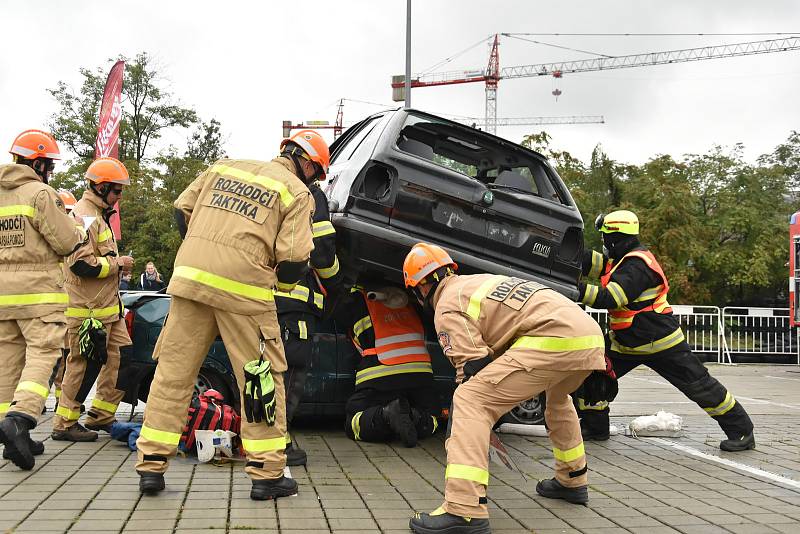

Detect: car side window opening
[330,116,381,164]
[395,113,566,204]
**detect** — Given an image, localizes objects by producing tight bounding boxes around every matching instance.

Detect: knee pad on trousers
[681,375,727,409]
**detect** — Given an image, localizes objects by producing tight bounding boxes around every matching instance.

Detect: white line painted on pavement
[646,437,800,491]
[766,375,800,382]
[628,377,800,410]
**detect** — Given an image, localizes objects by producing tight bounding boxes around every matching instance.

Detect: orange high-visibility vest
[600,250,672,330]
[357,294,431,366]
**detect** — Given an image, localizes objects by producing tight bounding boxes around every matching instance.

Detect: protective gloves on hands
[78,318,108,364]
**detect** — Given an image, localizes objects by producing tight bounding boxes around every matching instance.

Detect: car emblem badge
[482,191,494,205]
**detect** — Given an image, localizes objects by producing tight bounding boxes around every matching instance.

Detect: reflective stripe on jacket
[169,158,314,315]
[600,250,672,330]
[351,290,432,387]
[0,164,85,320]
[64,190,124,327]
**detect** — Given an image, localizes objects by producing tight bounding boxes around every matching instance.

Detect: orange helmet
[57,189,77,212]
[85,157,130,185]
[9,130,61,160]
[403,242,458,288]
[280,129,330,180]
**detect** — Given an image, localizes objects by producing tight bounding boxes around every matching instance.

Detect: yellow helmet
[595,210,639,235]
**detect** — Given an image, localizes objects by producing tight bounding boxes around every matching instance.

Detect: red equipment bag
[179,389,241,452]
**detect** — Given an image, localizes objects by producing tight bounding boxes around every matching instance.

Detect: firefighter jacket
[579,245,688,356]
[275,184,343,322]
[170,157,314,316]
[431,274,606,382]
[342,289,433,391]
[64,189,125,328]
[0,164,85,320]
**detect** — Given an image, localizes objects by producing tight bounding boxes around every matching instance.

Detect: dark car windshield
[396,113,565,204]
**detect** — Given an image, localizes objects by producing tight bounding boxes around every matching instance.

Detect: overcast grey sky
[2,1,799,166]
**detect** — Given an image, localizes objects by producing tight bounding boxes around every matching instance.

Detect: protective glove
[578,281,588,302]
[462,355,493,382]
[243,359,276,426]
[78,318,108,365]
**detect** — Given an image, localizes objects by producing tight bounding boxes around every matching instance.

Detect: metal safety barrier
[584,305,799,365]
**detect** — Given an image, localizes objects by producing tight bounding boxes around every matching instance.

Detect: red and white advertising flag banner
[95,60,125,240]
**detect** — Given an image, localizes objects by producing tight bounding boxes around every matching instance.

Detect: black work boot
[250,476,298,500]
[383,398,417,447]
[85,421,115,433]
[138,471,165,494]
[580,421,609,441]
[0,414,37,470]
[285,443,307,467]
[51,423,98,442]
[536,478,589,505]
[409,509,491,534]
[720,432,756,452]
[2,436,44,460]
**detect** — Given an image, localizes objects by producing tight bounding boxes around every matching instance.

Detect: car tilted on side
[118,109,587,428]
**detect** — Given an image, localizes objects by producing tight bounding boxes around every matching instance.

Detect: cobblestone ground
[2,364,800,533]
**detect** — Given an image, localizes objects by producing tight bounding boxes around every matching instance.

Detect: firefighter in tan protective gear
[52,158,134,442]
[403,243,606,534]
[135,136,321,500]
[0,130,86,470]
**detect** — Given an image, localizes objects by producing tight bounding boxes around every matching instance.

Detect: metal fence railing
[584,305,799,365]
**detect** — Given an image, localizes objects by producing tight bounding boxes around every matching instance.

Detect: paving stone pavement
[2,364,800,533]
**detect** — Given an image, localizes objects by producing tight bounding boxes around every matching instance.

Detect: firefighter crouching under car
[403,243,605,534]
[342,285,439,448]
[0,130,86,470]
[575,210,755,451]
[135,142,318,501]
[275,130,342,467]
[52,158,134,443]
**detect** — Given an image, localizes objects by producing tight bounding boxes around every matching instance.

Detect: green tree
[46,53,224,285]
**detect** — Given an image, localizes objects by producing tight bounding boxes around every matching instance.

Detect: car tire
[195,368,236,408]
[497,393,546,426]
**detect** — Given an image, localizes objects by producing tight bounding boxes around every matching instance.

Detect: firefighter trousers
[0,315,65,422]
[444,355,590,519]
[136,296,288,481]
[578,345,754,439]
[279,314,314,441]
[344,385,438,442]
[53,319,131,431]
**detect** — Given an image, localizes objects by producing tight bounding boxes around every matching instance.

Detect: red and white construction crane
[391,35,800,134]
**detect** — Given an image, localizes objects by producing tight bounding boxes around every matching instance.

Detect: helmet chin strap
[90,182,114,206]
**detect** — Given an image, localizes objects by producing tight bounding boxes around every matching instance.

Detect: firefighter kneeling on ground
[575,210,755,451]
[52,158,134,442]
[0,130,86,470]
[404,243,606,534]
[135,140,318,500]
[342,285,439,447]
[275,130,343,467]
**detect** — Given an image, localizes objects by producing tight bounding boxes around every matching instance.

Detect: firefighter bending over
[135,141,317,501]
[404,243,605,534]
[342,285,438,447]
[576,210,755,451]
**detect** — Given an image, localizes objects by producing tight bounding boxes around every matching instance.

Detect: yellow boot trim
[140,424,182,446]
[16,381,49,399]
[705,392,736,417]
[553,443,585,463]
[445,464,489,486]
[91,398,118,413]
[56,405,81,421]
[242,436,286,453]
[351,411,363,441]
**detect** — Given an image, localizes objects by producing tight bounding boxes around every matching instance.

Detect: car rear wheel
[498,393,546,426]
[195,368,236,407]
